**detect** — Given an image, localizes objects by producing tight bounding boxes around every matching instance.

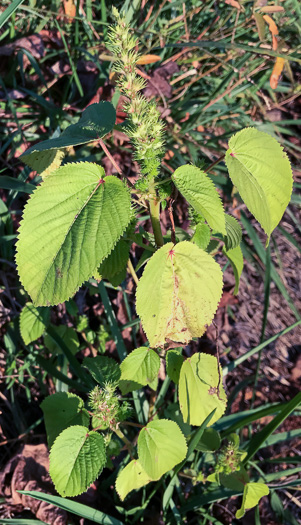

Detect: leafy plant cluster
[8,8,299,524]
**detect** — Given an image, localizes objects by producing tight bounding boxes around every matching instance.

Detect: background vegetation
[0,1,300,524]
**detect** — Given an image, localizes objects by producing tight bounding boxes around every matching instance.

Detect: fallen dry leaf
[270,56,285,89]
[0,444,67,525]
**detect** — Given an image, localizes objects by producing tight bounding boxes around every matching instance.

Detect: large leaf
[179,353,227,426]
[225,128,293,241]
[16,164,131,306]
[41,392,89,448]
[19,302,50,344]
[49,426,106,497]
[120,347,160,386]
[136,242,223,347]
[115,460,152,501]
[172,165,226,234]
[236,482,269,519]
[138,419,187,480]
[83,356,121,386]
[21,102,116,175]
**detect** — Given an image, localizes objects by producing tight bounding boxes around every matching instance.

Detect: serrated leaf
[223,244,243,295]
[16,164,131,306]
[179,353,227,426]
[236,482,269,519]
[21,102,116,158]
[19,302,50,345]
[120,347,160,386]
[83,356,121,386]
[166,350,184,384]
[138,419,187,480]
[41,393,89,448]
[49,426,106,497]
[136,242,223,347]
[95,239,130,284]
[191,222,211,250]
[224,214,242,251]
[220,466,249,491]
[225,128,293,242]
[116,460,152,501]
[22,148,65,179]
[172,165,226,234]
[44,325,79,356]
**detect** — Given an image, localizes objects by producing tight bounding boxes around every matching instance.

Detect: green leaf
[120,347,160,386]
[166,350,184,384]
[16,164,131,306]
[21,102,116,160]
[49,426,106,497]
[115,460,152,501]
[172,165,226,234]
[83,356,121,386]
[223,244,243,295]
[22,149,65,179]
[138,419,187,480]
[225,128,293,242]
[195,428,221,452]
[136,242,223,347]
[179,353,227,426]
[118,379,143,394]
[19,302,50,344]
[191,223,211,250]
[224,214,242,251]
[95,239,130,284]
[219,466,249,492]
[236,482,269,519]
[44,325,79,356]
[41,393,89,448]
[0,175,36,194]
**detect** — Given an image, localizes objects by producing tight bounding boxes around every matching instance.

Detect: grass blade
[17,491,124,525]
[243,391,301,464]
[0,0,25,29]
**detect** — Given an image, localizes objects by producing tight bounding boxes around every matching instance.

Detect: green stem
[114,426,135,458]
[148,179,164,248]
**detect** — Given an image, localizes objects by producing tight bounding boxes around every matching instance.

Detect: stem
[148,179,164,248]
[204,154,225,173]
[127,258,139,286]
[114,426,135,458]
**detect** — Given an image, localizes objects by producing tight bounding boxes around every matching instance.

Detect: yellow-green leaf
[136,242,223,347]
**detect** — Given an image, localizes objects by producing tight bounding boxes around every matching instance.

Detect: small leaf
[236,482,269,519]
[224,214,242,251]
[22,148,65,179]
[44,325,79,356]
[41,393,89,448]
[195,428,221,452]
[83,356,121,386]
[21,102,116,158]
[136,242,223,347]
[16,164,131,306]
[116,460,152,501]
[49,426,106,497]
[138,419,187,480]
[179,353,227,426]
[20,302,50,344]
[172,165,226,234]
[166,350,184,384]
[225,128,293,242]
[120,347,160,386]
[223,244,243,295]
[191,223,211,250]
